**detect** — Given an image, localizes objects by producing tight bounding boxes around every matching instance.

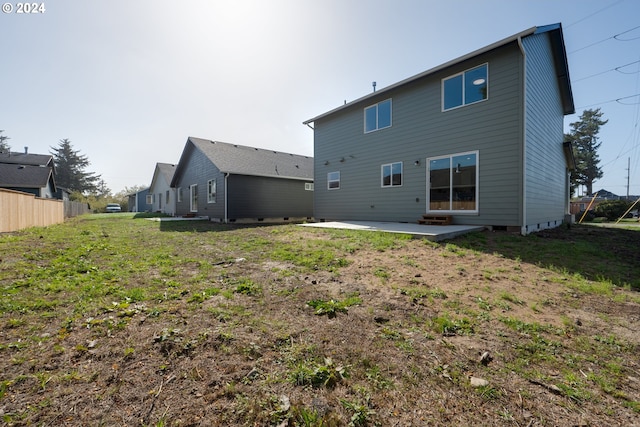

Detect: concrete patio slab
[300,221,485,241]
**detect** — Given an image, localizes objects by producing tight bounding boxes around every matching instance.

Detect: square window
[442,64,488,111]
[364,99,392,133]
[382,162,403,187]
[327,171,340,190]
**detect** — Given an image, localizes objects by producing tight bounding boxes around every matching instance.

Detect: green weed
[430,314,475,336]
[307,295,361,318]
[289,357,347,388]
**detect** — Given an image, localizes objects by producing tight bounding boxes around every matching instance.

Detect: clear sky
[2,0,639,196]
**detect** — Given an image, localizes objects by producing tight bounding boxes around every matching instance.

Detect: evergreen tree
[564,108,608,196]
[50,139,101,194]
[0,130,10,153]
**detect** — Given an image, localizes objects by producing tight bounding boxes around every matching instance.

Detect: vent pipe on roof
[372,81,376,92]
[24,146,28,154]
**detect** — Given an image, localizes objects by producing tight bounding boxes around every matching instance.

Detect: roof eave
[537,24,575,115]
[221,171,313,181]
[303,26,539,125]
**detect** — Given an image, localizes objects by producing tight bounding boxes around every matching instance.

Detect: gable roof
[304,23,574,125]
[0,151,54,167]
[150,162,176,189]
[172,137,313,186]
[0,163,55,189]
[157,163,176,183]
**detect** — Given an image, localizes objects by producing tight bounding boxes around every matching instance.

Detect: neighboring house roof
[0,152,54,167]
[593,189,618,198]
[303,23,574,125]
[0,163,55,189]
[156,163,176,185]
[171,137,313,186]
[128,187,150,197]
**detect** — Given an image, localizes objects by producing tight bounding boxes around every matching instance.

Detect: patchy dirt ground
[0,221,639,426]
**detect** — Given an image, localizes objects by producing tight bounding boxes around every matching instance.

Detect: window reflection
[429,153,477,211]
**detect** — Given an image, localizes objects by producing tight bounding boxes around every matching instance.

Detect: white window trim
[177,187,182,203]
[442,63,489,112]
[190,184,198,212]
[364,98,392,133]
[207,179,217,203]
[381,161,403,188]
[327,171,340,190]
[427,150,479,214]
[305,182,314,191]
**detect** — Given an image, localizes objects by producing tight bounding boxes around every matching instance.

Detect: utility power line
[569,25,640,54]
[565,0,625,28]
[573,59,640,82]
[576,93,640,109]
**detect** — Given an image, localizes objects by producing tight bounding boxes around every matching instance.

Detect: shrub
[594,200,633,221]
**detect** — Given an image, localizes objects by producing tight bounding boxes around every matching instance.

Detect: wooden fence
[0,189,65,232]
[64,199,91,219]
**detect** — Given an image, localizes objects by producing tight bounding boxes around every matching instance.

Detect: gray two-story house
[171,137,314,222]
[303,24,575,234]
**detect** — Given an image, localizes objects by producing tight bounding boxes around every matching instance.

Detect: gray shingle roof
[0,163,53,188]
[186,137,313,180]
[156,163,176,183]
[0,152,54,167]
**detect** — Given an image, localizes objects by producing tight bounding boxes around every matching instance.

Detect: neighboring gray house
[0,150,57,198]
[171,137,314,222]
[128,187,152,213]
[303,24,575,234]
[0,163,56,198]
[148,163,177,215]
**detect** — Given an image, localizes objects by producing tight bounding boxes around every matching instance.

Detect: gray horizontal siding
[522,33,567,232]
[173,146,226,219]
[314,42,524,226]
[173,145,313,221]
[227,175,313,219]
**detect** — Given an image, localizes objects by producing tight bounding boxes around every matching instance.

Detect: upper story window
[305,183,314,191]
[442,64,488,111]
[364,99,392,133]
[327,171,340,190]
[381,162,402,187]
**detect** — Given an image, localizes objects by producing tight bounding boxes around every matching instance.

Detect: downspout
[224,173,229,223]
[517,36,528,235]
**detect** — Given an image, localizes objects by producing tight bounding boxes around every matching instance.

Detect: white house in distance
[148,163,177,215]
